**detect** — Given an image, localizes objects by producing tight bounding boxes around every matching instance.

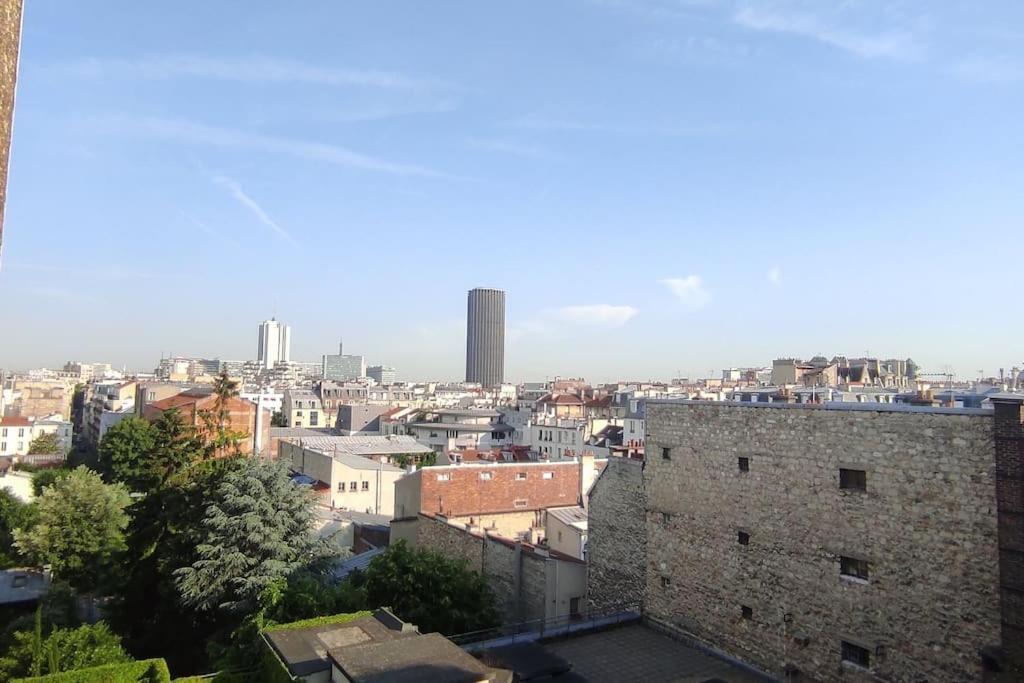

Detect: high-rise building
[322,340,365,381]
[465,287,505,387]
[257,319,291,370]
[367,365,397,385]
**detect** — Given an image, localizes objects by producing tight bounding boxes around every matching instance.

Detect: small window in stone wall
[738,456,749,472]
[841,641,871,669]
[661,511,671,524]
[661,447,671,460]
[840,556,869,581]
[839,468,867,491]
[741,605,753,620]
[737,530,750,545]
[660,576,671,588]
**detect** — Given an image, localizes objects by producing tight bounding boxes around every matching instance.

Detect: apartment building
[405,408,513,453]
[0,415,73,458]
[282,388,324,428]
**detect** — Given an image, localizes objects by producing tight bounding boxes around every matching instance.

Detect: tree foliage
[174,458,325,615]
[13,467,131,593]
[0,489,37,568]
[198,371,248,460]
[362,540,499,635]
[27,432,62,455]
[30,469,72,498]
[0,620,130,680]
[98,417,158,489]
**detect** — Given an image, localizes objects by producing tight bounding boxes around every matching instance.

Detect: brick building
[590,399,1020,682]
[142,389,270,456]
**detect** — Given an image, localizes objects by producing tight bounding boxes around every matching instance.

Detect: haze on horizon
[1,1,1022,382]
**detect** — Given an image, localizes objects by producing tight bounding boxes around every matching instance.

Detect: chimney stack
[579,451,596,510]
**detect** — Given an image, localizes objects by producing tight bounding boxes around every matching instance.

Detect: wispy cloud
[141,117,451,179]
[467,138,564,161]
[212,176,296,246]
[43,55,447,91]
[178,209,242,248]
[660,275,711,310]
[767,266,782,286]
[733,5,924,61]
[318,99,460,124]
[950,56,1024,84]
[551,304,639,326]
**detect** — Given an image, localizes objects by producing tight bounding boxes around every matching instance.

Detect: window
[437,474,450,482]
[840,556,869,581]
[515,472,527,481]
[349,482,357,492]
[361,481,369,491]
[12,575,26,588]
[841,641,871,669]
[513,499,527,508]
[0,442,5,452]
[840,468,867,491]
[337,482,344,492]
[542,471,553,479]
[309,411,319,426]
[17,428,24,437]
[738,456,749,472]
[661,446,671,460]
[741,605,753,620]
[558,530,563,542]
[479,472,493,481]
[1,428,6,437]
[737,530,750,545]
[660,576,671,588]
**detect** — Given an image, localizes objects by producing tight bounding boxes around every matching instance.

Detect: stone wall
[644,401,1001,683]
[992,395,1024,670]
[586,457,646,612]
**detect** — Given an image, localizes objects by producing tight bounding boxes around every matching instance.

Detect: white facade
[0,417,73,457]
[257,319,291,370]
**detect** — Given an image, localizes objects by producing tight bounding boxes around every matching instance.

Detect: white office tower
[257,318,292,370]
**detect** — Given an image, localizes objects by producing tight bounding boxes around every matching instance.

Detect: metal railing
[450,603,642,650]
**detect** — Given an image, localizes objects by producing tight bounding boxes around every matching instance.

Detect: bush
[11,658,170,682]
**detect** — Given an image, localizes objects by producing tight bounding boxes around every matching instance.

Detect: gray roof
[409,422,513,433]
[292,435,432,457]
[331,547,386,581]
[548,506,588,527]
[0,569,50,606]
[331,632,496,683]
[433,408,501,418]
[271,427,339,438]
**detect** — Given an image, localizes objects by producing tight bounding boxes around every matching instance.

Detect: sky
[1,0,1022,383]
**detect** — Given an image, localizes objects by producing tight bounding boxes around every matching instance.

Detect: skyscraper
[465,287,505,387]
[257,319,291,370]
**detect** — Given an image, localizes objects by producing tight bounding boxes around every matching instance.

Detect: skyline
[1,1,1022,380]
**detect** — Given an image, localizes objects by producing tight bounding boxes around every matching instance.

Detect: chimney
[579,452,596,510]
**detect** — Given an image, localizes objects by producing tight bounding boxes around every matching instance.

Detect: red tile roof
[0,416,32,427]
[538,393,584,405]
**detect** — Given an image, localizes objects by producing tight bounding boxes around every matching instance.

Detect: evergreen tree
[199,369,248,459]
[174,458,327,614]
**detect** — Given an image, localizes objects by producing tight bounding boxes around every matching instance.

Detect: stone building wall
[0,0,21,254]
[992,395,1024,670]
[586,457,646,612]
[644,401,1000,683]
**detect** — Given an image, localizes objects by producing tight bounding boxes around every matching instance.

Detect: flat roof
[0,569,50,605]
[331,631,495,683]
[548,506,588,528]
[409,422,513,432]
[648,398,990,417]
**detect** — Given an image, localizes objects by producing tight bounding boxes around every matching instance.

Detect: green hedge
[262,610,372,633]
[13,658,171,683]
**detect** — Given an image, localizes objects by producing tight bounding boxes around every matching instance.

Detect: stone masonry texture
[0,0,21,255]
[644,401,1000,683]
[587,457,646,612]
[992,397,1024,669]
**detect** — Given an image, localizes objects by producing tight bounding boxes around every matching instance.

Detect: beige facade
[0,0,22,253]
[282,440,403,516]
[545,507,587,561]
[7,379,74,421]
[282,389,324,428]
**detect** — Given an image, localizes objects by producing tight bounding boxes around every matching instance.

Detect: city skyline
[1,2,1022,379]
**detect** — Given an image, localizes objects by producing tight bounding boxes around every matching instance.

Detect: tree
[0,489,37,568]
[0,620,130,680]
[362,540,499,635]
[13,467,131,593]
[27,432,62,455]
[199,370,248,459]
[30,468,71,497]
[174,458,328,614]
[270,410,286,427]
[98,416,158,489]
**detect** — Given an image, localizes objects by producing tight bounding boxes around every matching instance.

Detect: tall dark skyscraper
[465,287,505,387]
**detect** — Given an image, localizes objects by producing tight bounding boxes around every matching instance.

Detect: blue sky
[1,0,1022,382]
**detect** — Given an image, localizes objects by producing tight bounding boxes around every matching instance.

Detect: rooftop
[0,568,50,605]
[649,398,990,417]
[547,506,588,528]
[0,416,32,426]
[331,631,499,683]
[289,435,432,460]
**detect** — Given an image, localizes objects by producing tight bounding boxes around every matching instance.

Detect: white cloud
[142,118,450,179]
[660,276,711,310]
[733,5,924,61]
[45,55,445,91]
[213,176,296,246]
[551,304,639,327]
[767,266,782,286]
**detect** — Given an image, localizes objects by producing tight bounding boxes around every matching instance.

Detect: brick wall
[417,461,581,516]
[0,0,21,252]
[586,457,646,612]
[644,401,1000,683]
